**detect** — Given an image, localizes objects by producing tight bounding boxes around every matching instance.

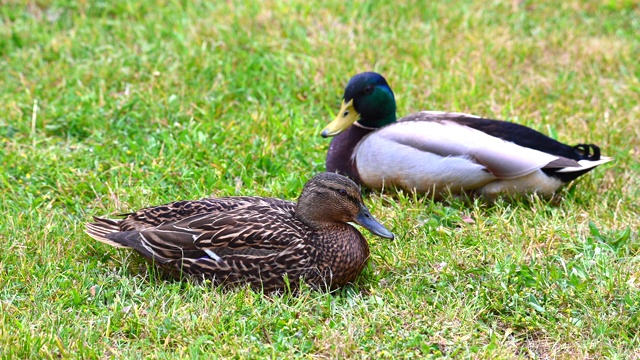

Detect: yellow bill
[321,99,359,138]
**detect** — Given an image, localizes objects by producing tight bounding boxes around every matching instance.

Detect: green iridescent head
[321,72,397,137]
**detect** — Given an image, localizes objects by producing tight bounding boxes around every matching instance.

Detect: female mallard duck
[85,172,394,292]
[321,72,611,199]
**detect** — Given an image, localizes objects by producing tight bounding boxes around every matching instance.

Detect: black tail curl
[572,144,601,161]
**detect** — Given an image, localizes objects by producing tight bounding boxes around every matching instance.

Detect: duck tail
[555,156,613,173]
[85,217,131,249]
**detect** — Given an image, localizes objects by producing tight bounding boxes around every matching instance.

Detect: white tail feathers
[555,156,613,173]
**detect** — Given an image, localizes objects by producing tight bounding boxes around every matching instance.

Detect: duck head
[296,172,394,239]
[321,72,397,137]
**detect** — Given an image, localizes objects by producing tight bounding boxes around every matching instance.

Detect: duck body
[86,173,393,292]
[322,72,611,199]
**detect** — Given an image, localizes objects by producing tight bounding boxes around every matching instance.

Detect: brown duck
[85,172,394,292]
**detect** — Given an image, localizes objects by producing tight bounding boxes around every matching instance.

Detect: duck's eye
[363,84,374,95]
[338,189,348,196]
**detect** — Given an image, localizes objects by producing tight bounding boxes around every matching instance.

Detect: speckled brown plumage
[86,172,394,293]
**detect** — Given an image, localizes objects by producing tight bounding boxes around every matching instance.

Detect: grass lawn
[1,0,639,358]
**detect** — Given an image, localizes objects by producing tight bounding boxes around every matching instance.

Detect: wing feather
[372,120,562,179]
[136,199,304,256]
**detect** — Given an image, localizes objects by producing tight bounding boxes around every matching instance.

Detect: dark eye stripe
[316,183,361,205]
[329,187,361,205]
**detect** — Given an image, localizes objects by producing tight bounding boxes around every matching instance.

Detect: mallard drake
[321,72,612,199]
[86,172,394,292]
